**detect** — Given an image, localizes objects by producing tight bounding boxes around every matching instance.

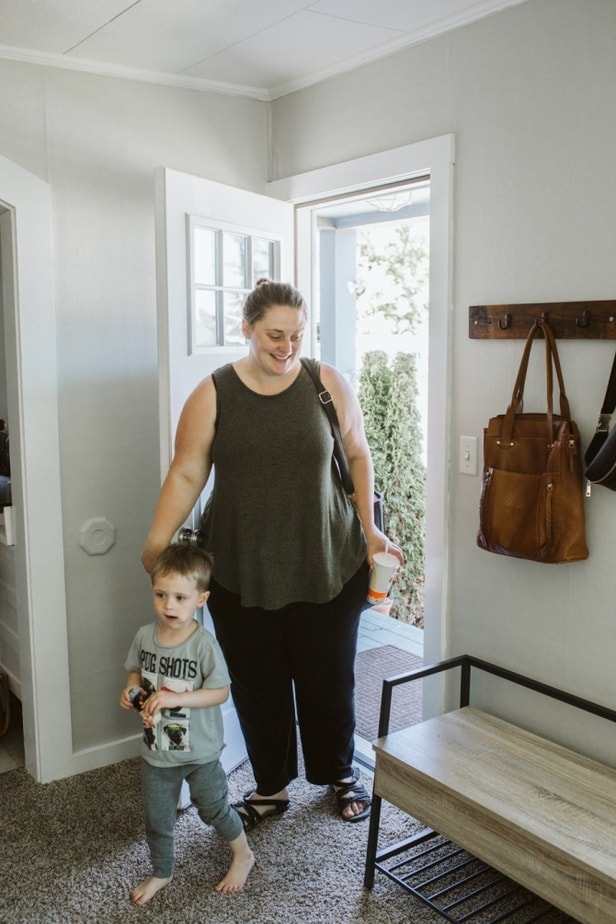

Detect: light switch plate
[459,436,478,475]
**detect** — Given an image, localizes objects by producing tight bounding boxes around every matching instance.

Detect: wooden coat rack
[469,300,616,339]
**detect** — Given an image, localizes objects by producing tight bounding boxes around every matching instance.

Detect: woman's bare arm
[141,377,217,572]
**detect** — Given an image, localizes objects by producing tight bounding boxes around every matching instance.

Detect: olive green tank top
[200,362,367,610]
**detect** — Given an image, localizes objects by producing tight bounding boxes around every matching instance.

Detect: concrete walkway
[358,605,424,658]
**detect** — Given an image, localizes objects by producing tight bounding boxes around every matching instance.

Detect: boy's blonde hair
[150,543,214,593]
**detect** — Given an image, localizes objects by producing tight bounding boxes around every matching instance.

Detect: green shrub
[358,350,426,624]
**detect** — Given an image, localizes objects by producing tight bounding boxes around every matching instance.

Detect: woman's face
[243,304,306,376]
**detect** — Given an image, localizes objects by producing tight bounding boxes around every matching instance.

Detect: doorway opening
[271,137,453,706]
[296,182,429,766]
[305,177,429,624]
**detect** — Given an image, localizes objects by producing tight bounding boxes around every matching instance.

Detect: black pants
[208,562,369,794]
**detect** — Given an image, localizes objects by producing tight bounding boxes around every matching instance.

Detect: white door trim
[0,155,71,782]
[267,135,455,684]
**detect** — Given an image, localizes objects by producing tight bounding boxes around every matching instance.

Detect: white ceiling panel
[308,0,524,34]
[0,0,532,99]
[0,0,133,54]
[64,0,311,74]
[184,10,399,89]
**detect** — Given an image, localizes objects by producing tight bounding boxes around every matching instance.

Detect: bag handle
[502,321,571,444]
[541,320,572,422]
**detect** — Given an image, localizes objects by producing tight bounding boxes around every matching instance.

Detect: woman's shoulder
[183,373,218,415]
[318,362,353,401]
[210,363,237,386]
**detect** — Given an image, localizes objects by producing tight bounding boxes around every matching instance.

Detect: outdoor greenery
[355,223,429,625]
[355,223,428,335]
[358,351,426,624]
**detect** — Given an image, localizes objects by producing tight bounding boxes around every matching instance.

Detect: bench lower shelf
[374,828,576,923]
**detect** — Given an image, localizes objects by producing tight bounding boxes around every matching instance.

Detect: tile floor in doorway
[355,606,423,767]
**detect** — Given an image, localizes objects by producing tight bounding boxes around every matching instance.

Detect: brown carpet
[0,755,445,924]
[354,645,423,741]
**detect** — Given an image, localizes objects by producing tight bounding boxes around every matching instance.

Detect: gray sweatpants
[141,757,243,878]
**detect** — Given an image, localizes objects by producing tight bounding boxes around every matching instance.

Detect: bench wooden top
[373,707,616,898]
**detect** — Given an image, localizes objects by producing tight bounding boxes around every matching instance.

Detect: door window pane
[223,291,245,345]
[223,232,248,289]
[193,289,218,348]
[253,238,273,281]
[189,217,281,352]
[193,227,217,285]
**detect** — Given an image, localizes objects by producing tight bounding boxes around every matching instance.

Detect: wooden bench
[364,655,616,924]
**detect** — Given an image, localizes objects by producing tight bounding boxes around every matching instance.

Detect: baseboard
[32,735,142,783]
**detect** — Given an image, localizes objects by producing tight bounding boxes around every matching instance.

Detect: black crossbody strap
[300,357,355,495]
[585,351,616,465]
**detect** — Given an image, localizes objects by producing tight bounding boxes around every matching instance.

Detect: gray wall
[0,60,268,763]
[271,0,616,760]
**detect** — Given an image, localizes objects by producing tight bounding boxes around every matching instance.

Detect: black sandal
[233,791,290,831]
[332,768,371,823]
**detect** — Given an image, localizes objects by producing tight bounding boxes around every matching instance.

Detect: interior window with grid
[189,217,281,352]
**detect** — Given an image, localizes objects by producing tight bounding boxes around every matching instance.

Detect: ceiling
[0,0,530,100]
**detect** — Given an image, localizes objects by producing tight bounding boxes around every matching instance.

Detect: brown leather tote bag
[477,321,588,563]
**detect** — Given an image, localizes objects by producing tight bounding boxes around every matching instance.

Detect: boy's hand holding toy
[129,686,161,726]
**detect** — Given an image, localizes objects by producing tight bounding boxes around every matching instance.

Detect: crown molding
[0,44,271,101]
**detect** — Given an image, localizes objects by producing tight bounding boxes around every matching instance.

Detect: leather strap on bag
[584,350,616,466]
[300,357,355,495]
[501,321,571,446]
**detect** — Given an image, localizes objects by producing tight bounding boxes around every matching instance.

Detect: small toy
[129,686,161,725]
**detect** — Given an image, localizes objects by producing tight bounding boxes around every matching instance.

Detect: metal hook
[497,313,511,330]
[535,311,549,327]
[576,309,591,328]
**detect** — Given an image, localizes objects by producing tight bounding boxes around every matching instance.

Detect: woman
[141,279,404,825]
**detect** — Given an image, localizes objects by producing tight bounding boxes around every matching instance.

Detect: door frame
[0,155,71,782]
[267,135,455,706]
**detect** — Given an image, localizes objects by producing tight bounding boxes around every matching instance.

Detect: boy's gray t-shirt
[125,621,230,767]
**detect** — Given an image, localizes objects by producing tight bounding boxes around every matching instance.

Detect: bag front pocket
[478,466,552,560]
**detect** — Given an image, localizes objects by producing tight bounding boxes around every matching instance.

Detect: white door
[154,167,294,773]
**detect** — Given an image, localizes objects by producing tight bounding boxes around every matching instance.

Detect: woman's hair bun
[243,279,308,325]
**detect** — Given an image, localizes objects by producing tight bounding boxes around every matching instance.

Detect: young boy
[120,543,254,905]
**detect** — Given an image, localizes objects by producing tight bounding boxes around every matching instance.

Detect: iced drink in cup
[367,551,399,605]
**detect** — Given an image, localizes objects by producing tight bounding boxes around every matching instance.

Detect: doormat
[354,645,423,742]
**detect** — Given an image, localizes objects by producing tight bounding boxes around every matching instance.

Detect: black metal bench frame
[363,654,616,923]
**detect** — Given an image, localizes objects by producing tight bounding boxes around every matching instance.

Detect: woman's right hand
[141,542,163,574]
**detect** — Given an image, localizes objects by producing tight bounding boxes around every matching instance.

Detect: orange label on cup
[367,588,388,603]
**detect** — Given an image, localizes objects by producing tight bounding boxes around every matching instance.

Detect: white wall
[271,0,616,763]
[0,60,269,776]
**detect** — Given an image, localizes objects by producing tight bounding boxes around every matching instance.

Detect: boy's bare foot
[130,875,173,905]
[215,835,255,894]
